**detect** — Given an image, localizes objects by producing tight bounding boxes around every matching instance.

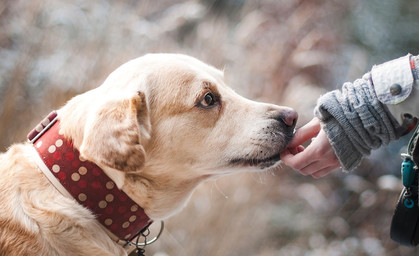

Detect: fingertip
[297,145,305,153]
[288,147,298,155]
[311,173,322,179]
[299,171,310,176]
[289,119,322,147]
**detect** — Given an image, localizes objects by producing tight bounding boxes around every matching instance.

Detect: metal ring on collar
[134,221,165,246]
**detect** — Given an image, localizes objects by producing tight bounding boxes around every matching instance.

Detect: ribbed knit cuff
[320,118,363,171]
[315,77,401,171]
[315,92,364,171]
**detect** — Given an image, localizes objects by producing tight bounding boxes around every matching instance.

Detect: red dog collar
[28,111,152,242]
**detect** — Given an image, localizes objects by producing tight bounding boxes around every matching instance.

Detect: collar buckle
[27,111,59,144]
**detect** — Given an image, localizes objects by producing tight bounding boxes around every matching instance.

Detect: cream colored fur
[0,54,296,255]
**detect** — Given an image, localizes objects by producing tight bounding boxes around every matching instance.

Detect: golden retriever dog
[0,54,297,255]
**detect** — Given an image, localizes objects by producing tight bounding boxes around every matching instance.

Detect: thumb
[288,117,321,148]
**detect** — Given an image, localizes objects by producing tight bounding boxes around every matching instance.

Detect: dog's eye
[200,92,216,108]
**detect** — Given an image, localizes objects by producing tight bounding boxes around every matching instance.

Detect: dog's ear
[80,91,151,184]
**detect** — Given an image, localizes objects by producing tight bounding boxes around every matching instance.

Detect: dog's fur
[0,54,296,255]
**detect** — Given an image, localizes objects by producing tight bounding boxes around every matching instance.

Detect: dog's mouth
[229,130,294,169]
[229,153,282,169]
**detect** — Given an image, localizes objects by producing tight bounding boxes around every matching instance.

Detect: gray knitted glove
[314,76,402,171]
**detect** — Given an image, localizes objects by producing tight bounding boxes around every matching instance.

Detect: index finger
[288,117,321,148]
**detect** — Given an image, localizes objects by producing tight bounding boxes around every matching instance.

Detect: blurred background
[1,0,419,255]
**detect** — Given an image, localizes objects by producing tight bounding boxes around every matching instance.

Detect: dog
[0,53,297,255]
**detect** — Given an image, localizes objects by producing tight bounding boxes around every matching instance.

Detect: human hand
[281,117,341,178]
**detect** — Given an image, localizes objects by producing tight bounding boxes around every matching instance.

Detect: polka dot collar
[28,111,152,242]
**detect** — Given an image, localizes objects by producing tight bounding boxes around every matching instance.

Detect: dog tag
[401,156,415,187]
[137,248,146,256]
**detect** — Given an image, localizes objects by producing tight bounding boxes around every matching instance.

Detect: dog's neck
[122,164,211,220]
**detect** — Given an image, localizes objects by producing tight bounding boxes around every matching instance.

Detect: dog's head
[59,54,297,218]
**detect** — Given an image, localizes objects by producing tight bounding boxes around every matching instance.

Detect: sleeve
[376,55,419,120]
[314,54,419,171]
[371,54,414,105]
[314,77,402,171]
